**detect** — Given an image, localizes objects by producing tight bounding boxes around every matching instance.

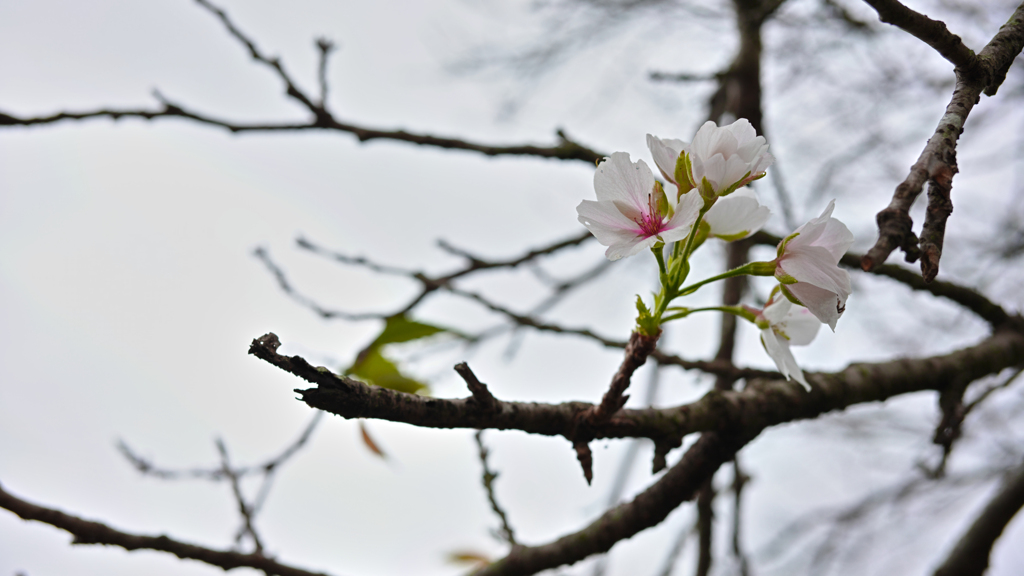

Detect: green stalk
[678,260,776,296]
[661,305,758,323]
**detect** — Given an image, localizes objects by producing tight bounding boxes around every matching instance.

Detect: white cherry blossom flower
[577,152,703,261]
[775,200,854,330]
[703,188,771,241]
[646,134,689,191]
[649,119,773,199]
[755,296,821,390]
[688,119,774,197]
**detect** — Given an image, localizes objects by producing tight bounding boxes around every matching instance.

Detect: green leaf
[344,314,452,394]
[348,347,429,394]
[635,295,660,336]
[369,314,447,348]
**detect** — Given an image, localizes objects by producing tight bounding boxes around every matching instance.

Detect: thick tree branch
[471,429,760,576]
[249,325,1024,450]
[861,0,979,70]
[932,458,1024,576]
[862,2,1024,278]
[0,482,336,576]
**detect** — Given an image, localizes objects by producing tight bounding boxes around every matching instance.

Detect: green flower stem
[678,260,777,297]
[661,305,757,324]
[678,206,711,279]
[652,244,668,285]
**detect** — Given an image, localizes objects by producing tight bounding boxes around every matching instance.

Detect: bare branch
[215,439,264,554]
[862,2,1024,278]
[861,0,979,70]
[253,247,384,320]
[695,478,715,576]
[0,482,338,576]
[456,363,499,412]
[471,429,760,576]
[193,0,324,117]
[267,235,781,381]
[588,331,660,425]
[648,70,723,82]
[448,286,780,380]
[0,2,605,166]
[730,459,752,576]
[932,459,1024,576]
[964,366,1024,416]
[248,325,1024,449]
[315,38,336,107]
[117,412,322,482]
[475,431,517,547]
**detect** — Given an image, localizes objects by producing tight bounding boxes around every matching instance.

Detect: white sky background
[1,1,1024,575]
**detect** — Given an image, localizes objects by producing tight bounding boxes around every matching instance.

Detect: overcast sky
[2,1,1023,575]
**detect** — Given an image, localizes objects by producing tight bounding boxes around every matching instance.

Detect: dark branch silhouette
[862,1,1024,279]
[0,481,338,576]
[0,0,604,165]
[932,458,1024,576]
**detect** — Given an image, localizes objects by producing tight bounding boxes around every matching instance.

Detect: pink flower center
[633,193,665,237]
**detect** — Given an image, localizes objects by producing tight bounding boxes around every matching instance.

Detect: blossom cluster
[576,119,853,389]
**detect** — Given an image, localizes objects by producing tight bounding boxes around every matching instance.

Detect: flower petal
[721,155,752,193]
[761,328,809,390]
[577,199,639,240]
[726,118,757,146]
[779,245,852,296]
[646,134,686,184]
[704,188,771,239]
[762,296,792,325]
[700,153,727,191]
[815,217,855,261]
[780,306,821,346]
[594,152,656,213]
[605,234,657,261]
[660,190,704,242]
[785,281,847,330]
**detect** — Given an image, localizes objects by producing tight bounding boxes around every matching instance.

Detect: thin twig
[730,458,752,576]
[471,430,761,576]
[0,482,337,576]
[964,366,1024,416]
[117,412,323,481]
[0,1,604,164]
[456,363,499,412]
[216,439,264,554]
[315,38,336,107]
[475,431,517,546]
[933,458,1024,576]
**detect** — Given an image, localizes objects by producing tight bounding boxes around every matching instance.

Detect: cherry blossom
[648,119,773,199]
[775,200,854,330]
[755,296,821,390]
[577,152,703,261]
[703,188,771,241]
